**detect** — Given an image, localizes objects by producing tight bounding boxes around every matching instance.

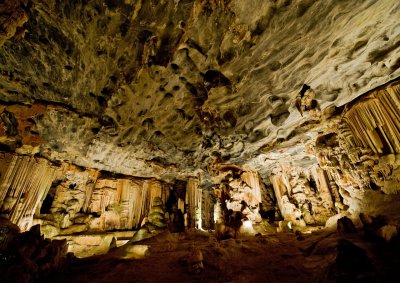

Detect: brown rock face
[0,0,398,178]
[0,0,400,235]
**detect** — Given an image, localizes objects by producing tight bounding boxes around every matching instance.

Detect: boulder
[0,223,67,283]
[329,239,376,282]
[0,217,20,251]
[187,247,204,274]
[122,244,150,259]
[215,223,235,241]
[59,224,88,235]
[359,213,389,241]
[40,224,60,238]
[377,225,398,242]
[337,216,357,234]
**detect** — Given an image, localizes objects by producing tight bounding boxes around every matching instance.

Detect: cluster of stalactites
[186,178,202,229]
[0,153,58,231]
[186,177,218,231]
[343,83,400,154]
[303,80,400,218]
[270,164,336,226]
[87,178,169,231]
[213,169,264,226]
[339,82,400,194]
[0,152,207,234]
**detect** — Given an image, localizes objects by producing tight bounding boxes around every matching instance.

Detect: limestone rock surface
[0,0,398,181]
[0,0,400,244]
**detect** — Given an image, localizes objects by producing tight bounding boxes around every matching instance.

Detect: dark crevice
[300,84,311,97]
[186,38,206,56]
[203,70,231,90]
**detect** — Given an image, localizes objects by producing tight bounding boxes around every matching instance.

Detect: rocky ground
[41,228,400,283]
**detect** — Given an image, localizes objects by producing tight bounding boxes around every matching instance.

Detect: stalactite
[88,179,147,230]
[312,167,335,209]
[139,179,149,226]
[89,179,116,216]
[195,189,202,229]
[0,153,16,204]
[201,190,215,230]
[241,171,262,206]
[82,170,99,213]
[270,164,335,226]
[310,82,400,202]
[270,174,286,214]
[186,178,201,229]
[323,170,344,211]
[89,179,118,230]
[0,153,172,233]
[343,83,400,154]
[130,180,145,228]
[139,179,161,224]
[117,179,137,229]
[178,198,185,213]
[140,179,168,225]
[84,178,171,231]
[0,153,58,231]
[146,180,163,210]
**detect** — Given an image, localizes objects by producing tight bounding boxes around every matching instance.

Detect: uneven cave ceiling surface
[0,0,399,181]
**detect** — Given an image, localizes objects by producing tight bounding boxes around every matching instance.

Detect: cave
[0,1,400,282]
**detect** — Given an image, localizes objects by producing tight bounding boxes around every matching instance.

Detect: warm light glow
[287,221,292,230]
[240,220,256,235]
[195,207,202,229]
[214,201,222,223]
[243,220,253,230]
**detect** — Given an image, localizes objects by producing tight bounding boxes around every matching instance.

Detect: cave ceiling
[0,0,399,182]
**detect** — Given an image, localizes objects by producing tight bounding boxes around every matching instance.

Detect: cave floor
[42,229,400,283]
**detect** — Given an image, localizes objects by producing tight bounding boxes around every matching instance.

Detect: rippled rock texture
[0,0,398,180]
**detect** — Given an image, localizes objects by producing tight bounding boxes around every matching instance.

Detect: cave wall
[0,152,58,230]
[2,80,400,235]
[212,167,274,227]
[36,166,160,233]
[0,0,400,235]
[0,153,204,237]
[267,80,400,226]
[270,164,335,226]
